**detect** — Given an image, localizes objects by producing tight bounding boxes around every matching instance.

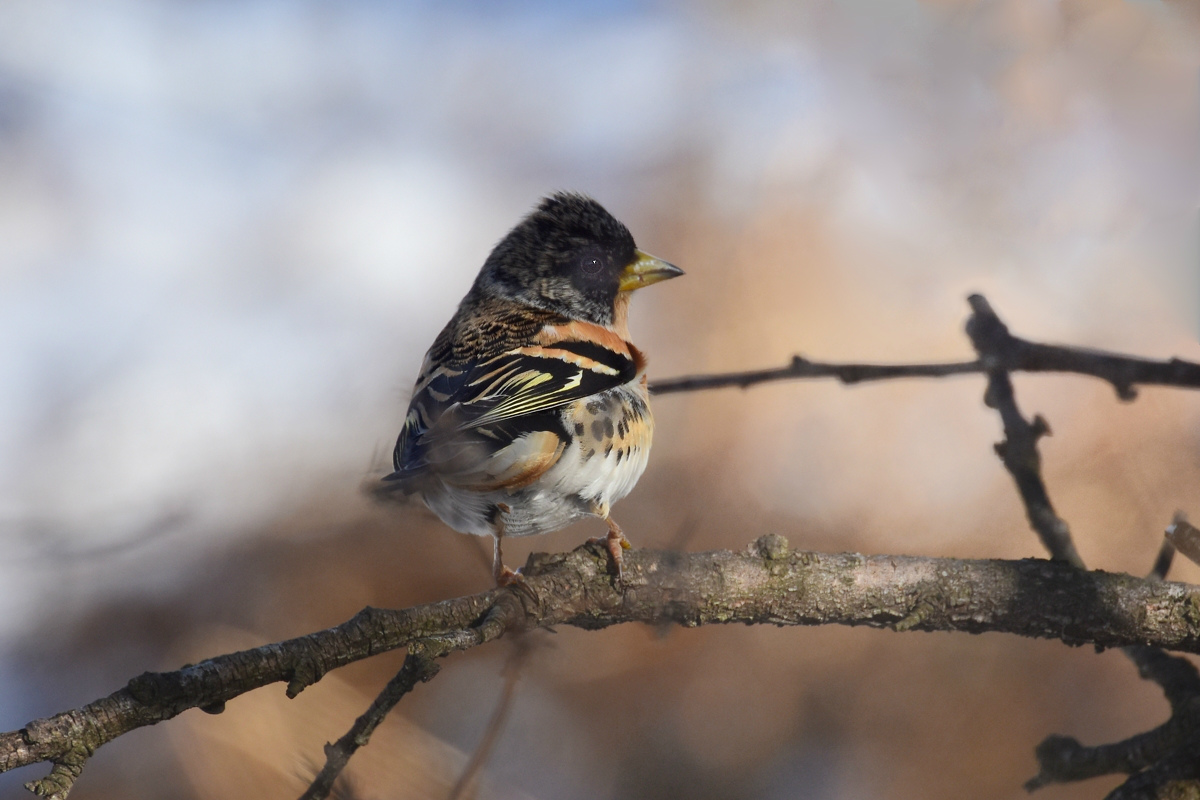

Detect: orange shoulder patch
[536,320,633,358]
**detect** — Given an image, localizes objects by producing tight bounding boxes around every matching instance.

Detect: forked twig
[961,296,1200,797]
[298,609,513,800]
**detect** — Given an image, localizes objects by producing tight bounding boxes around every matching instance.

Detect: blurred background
[1,0,1198,798]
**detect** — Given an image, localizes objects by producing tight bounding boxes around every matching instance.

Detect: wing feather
[388,331,637,491]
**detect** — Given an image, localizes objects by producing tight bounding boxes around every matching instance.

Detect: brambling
[375,192,682,586]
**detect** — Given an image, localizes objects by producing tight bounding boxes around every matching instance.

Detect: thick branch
[7,539,1200,792]
[7,592,499,795]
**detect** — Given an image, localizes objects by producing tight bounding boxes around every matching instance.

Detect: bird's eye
[580,257,603,275]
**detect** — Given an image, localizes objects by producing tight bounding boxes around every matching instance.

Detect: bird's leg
[587,505,631,583]
[492,534,508,585]
[491,504,524,588]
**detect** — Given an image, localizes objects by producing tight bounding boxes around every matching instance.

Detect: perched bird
[376,192,682,585]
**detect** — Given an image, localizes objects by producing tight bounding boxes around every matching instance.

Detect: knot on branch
[1025,734,1089,791]
[965,293,1016,371]
[286,658,327,699]
[1029,414,1052,440]
[129,668,228,715]
[126,671,188,709]
[1114,382,1138,402]
[789,355,811,371]
[349,605,387,630]
[753,533,790,560]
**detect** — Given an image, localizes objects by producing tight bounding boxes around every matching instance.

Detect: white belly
[546,431,651,511]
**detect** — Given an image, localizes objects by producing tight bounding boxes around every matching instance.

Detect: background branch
[965,297,1085,568]
[446,639,534,800]
[649,357,981,394]
[650,293,1200,398]
[964,295,1200,798]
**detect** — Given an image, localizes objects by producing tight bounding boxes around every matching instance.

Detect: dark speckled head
[471,192,669,326]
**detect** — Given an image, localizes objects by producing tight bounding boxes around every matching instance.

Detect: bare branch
[1150,537,1176,582]
[1166,515,1200,569]
[11,292,1200,797]
[649,293,1200,399]
[6,539,1200,796]
[650,357,981,394]
[964,301,1084,567]
[958,297,1200,797]
[5,592,502,797]
[299,606,511,800]
[963,293,1200,400]
[298,653,438,800]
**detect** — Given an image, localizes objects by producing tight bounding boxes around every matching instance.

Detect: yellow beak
[617,250,684,293]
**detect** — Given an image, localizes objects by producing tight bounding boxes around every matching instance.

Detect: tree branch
[298,607,511,800]
[649,357,982,394]
[8,592,501,798]
[7,538,1200,795]
[965,296,1085,568]
[650,293,1200,399]
[962,295,1200,798]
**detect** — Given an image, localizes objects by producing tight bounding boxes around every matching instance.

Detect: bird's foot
[587,523,632,586]
[495,564,538,602]
[495,565,523,587]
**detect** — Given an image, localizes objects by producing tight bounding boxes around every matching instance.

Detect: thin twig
[1149,536,1176,582]
[1166,513,1200,568]
[299,646,440,800]
[299,611,514,800]
[650,293,1200,399]
[965,297,1084,566]
[980,369,1084,567]
[650,357,981,394]
[448,639,534,800]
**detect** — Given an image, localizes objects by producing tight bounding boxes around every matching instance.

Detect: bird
[374,192,683,586]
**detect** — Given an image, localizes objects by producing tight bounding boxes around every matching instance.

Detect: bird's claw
[587,529,631,586]
[496,565,522,586]
[496,566,538,602]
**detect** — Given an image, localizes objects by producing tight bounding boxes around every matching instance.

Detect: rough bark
[6,538,1200,797]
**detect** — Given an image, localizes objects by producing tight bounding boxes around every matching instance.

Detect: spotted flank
[557,384,653,507]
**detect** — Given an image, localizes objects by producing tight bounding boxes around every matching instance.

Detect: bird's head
[473,192,683,326]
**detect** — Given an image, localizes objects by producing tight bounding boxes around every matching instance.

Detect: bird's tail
[363,469,423,503]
